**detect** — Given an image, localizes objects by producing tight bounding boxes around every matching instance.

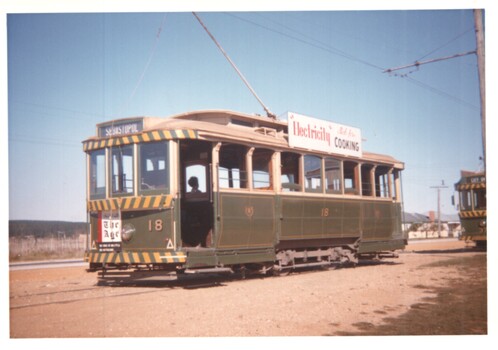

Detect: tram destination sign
[98,119,144,137]
[287,112,362,157]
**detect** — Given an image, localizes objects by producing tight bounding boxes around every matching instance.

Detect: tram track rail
[9,259,86,271]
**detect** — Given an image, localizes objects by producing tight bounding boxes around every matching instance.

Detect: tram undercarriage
[90,238,400,284]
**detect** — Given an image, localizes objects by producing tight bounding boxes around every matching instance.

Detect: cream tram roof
[85,109,404,169]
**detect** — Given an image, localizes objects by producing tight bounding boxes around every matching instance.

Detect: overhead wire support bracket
[192,12,277,120]
[383,50,476,74]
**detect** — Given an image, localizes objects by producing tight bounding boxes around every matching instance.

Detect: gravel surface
[9,239,486,338]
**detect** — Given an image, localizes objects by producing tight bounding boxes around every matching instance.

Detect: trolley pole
[431,181,448,238]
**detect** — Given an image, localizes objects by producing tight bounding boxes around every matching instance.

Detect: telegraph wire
[404,76,479,111]
[10,100,104,122]
[224,12,385,71]
[226,12,477,112]
[282,12,422,59]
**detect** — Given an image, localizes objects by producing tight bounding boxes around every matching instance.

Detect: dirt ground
[9,239,487,339]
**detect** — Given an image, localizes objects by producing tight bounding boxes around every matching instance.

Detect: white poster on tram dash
[287,112,362,157]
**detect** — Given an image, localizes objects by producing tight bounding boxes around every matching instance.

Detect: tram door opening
[180,140,214,247]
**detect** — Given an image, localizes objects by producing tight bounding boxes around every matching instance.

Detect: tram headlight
[479,220,486,228]
[121,223,136,242]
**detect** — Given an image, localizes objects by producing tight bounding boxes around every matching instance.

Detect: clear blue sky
[4,3,489,222]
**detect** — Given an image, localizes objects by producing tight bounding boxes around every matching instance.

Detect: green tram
[454,171,486,248]
[83,110,406,279]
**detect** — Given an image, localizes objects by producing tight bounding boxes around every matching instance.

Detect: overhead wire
[404,76,479,111]
[224,12,385,71]
[225,12,478,112]
[116,13,167,118]
[416,26,475,61]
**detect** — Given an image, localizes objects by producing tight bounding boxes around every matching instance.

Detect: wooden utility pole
[431,181,448,238]
[474,9,486,171]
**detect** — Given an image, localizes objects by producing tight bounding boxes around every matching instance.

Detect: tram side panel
[214,192,277,264]
[279,196,361,249]
[279,196,404,252]
[358,201,405,253]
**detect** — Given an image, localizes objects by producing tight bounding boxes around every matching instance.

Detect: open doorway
[179,140,214,248]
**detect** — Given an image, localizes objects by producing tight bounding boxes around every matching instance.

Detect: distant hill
[9,220,87,238]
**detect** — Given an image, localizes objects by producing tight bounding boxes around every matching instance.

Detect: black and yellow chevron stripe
[84,250,186,264]
[87,194,174,212]
[459,210,486,218]
[83,129,198,151]
[456,182,486,190]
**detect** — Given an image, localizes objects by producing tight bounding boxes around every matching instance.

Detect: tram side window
[343,161,359,195]
[219,144,248,189]
[140,142,169,193]
[304,155,322,193]
[89,149,106,199]
[281,152,301,192]
[325,157,342,194]
[111,145,134,195]
[375,166,392,198]
[252,148,273,190]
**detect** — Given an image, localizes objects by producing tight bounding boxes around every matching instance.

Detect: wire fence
[9,235,87,261]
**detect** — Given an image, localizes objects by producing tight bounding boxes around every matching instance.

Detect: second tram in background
[454,170,486,248]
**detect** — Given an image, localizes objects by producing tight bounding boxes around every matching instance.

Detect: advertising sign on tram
[287,112,362,157]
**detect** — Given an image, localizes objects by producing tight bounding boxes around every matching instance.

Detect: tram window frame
[281,152,302,192]
[460,191,472,211]
[343,161,359,195]
[252,148,273,190]
[473,189,486,210]
[110,144,135,196]
[139,141,169,195]
[361,163,375,196]
[325,157,342,194]
[375,166,393,198]
[185,161,209,201]
[89,148,106,200]
[304,155,323,193]
[218,144,249,190]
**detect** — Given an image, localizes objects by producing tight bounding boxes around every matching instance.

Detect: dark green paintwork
[460,217,487,239]
[216,193,276,249]
[121,210,174,249]
[280,196,402,242]
[89,209,174,251]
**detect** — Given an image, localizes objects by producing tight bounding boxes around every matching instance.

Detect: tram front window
[89,149,106,199]
[460,191,472,210]
[111,145,134,195]
[140,142,169,193]
[474,189,486,210]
